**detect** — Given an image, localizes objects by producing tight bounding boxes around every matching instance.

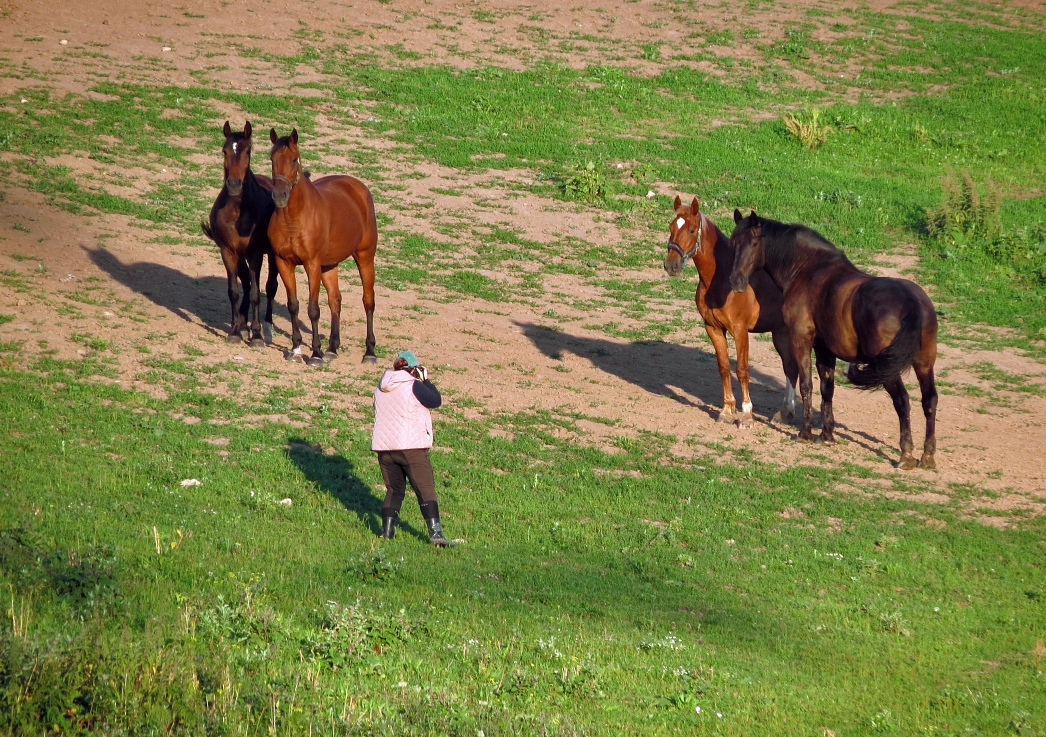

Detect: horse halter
[273,162,301,190]
[667,214,703,264]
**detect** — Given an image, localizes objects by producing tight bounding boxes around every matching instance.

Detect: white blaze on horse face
[232,142,238,154]
[675,217,686,230]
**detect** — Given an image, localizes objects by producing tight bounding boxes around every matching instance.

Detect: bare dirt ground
[1,0,1044,523]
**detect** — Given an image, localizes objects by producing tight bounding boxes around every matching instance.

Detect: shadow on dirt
[284,438,428,542]
[85,246,292,339]
[516,321,791,419]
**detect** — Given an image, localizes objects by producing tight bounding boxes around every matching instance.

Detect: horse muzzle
[272,188,290,209]
[729,273,749,293]
[663,256,683,277]
[225,177,243,196]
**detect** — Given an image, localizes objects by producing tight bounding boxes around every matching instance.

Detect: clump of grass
[563,161,606,201]
[783,108,833,150]
[925,168,1002,246]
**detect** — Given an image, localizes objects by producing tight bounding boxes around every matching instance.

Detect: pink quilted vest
[371,369,434,451]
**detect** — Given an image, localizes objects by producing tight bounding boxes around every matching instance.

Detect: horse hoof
[285,349,305,362]
[226,333,242,345]
[262,323,274,345]
[306,356,324,368]
[897,456,918,471]
[736,413,754,429]
[249,337,265,349]
[817,432,836,444]
[362,354,378,365]
[919,454,936,470]
[797,430,815,443]
[717,411,736,424]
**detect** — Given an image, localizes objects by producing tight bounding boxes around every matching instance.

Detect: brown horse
[202,120,279,346]
[728,210,938,470]
[267,128,378,366]
[665,196,799,427]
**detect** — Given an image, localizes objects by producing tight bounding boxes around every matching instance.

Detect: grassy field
[2,1,1046,734]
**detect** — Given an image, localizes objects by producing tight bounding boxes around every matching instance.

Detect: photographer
[371,350,453,547]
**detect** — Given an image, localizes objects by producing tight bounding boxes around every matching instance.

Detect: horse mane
[756,217,844,272]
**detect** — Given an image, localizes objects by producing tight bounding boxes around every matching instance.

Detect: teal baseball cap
[395,350,419,368]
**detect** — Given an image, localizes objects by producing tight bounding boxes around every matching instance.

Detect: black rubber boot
[380,508,398,540]
[425,517,454,547]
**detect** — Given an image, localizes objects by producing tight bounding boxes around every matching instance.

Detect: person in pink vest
[372,350,453,546]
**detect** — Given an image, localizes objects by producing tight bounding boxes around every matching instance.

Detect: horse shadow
[85,246,294,340]
[515,321,791,420]
[284,438,428,542]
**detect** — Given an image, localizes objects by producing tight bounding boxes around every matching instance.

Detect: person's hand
[414,365,428,382]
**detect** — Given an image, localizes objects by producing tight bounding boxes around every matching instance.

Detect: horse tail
[201,220,214,241]
[847,305,922,390]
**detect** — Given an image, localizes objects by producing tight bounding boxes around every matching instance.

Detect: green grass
[1,364,1044,735]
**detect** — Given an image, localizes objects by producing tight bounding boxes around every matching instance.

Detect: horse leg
[791,329,816,442]
[305,262,325,367]
[704,323,735,423]
[236,258,252,342]
[220,248,244,343]
[246,250,265,348]
[734,327,754,429]
[320,266,341,361]
[274,255,303,361]
[772,327,799,422]
[915,361,938,470]
[354,252,378,363]
[262,250,278,345]
[814,344,837,443]
[884,375,917,469]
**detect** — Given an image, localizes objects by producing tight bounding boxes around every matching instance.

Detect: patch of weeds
[563,161,606,202]
[783,108,834,150]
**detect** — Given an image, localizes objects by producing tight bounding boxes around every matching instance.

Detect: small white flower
[277,498,292,506]
[934,607,940,612]
[180,478,202,487]
[695,706,701,713]
[646,190,656,198]
[716,712,723,718]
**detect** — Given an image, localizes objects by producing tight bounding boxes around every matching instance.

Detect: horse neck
[693,216,726,288]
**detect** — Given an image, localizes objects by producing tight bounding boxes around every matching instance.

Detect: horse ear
[673,195,682,210]
[734,208,743,224]
[749,210,759,223]
[223,120,232,137]
[691,197,700,213]
[270,128,279,144]
[291,128,298,144]
[243,120,252,138]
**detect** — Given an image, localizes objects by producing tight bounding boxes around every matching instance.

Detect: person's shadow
[284,438,428,542]
[515,321,791,420]
[85,246,293,340]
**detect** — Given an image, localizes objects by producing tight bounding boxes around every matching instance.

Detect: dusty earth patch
[1,0,1044,524]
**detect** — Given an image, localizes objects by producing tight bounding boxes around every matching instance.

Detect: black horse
[728,210,938,470]
[202,120,279,346]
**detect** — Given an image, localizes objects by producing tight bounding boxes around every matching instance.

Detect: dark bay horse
[728,210,938,470]
[202,120,279,346]
[267,128,378,366]
[665,196,799,427]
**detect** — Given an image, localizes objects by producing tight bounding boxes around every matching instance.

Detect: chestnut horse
[202,120,279,346]
[665,196,798,427]
[729,210,938,470]
[267,128,378,366]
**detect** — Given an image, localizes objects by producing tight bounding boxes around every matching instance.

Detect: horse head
[729,209,764,293]
[664,195,704,277]
[221,120,254,197]
[269,127,302,209]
